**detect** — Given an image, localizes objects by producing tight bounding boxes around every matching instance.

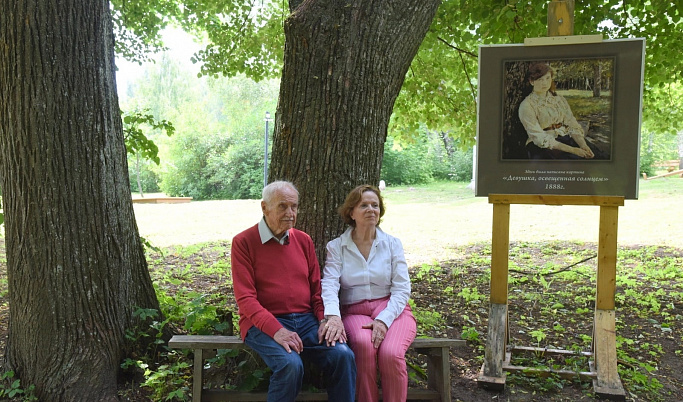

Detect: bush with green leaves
[0,371,37,401]
[158,130,232,200]
[381,131,473,185]
[206,129,266,200]
[129,156,161,194]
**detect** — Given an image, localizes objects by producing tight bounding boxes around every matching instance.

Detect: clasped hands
[275,316,387,352]
[318,315,347,347]
[273,316,348,353]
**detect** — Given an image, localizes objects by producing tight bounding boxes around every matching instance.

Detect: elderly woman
[519,62,604,160]
[320,184,416,402]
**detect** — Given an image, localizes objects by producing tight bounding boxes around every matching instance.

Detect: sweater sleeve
[231,234,283,338]
[302,232,325,321]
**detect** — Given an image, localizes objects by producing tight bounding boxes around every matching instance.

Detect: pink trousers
[341,297,417,402]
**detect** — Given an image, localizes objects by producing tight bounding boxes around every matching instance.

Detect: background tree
[267,0,440,260]
[0,1,161,399]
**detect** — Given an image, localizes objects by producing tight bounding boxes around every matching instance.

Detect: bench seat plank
[202,388,441,401]
[169,335,464,350]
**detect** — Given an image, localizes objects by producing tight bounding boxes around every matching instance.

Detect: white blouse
[322,227,411,328]
[518,91,584,149]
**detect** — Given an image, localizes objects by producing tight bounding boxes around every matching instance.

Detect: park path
[133,194,682,267]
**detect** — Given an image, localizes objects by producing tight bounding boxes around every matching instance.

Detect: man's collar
[258,217,290,245]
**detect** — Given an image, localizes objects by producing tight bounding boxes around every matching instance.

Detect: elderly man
[231,181,356,401]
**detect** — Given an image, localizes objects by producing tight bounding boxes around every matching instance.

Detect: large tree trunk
[270,0,440,261]
[502,61,531,160]
[0,1,160,400]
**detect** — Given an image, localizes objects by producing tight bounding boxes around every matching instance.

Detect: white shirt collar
[339,226,386,247]
[258,217,290,245]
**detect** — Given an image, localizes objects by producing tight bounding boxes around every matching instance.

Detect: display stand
[477,195,626,400]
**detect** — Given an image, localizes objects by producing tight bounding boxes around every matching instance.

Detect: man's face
[261,186,299,238]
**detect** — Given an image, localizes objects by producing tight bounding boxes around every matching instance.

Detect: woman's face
[350,191,380,228]
[531,71,552,93]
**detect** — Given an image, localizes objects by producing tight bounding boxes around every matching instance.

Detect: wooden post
[592,205,626,399]
[490,203,510,305]
[192,348,203,402]
[479,199,511,388]
[548,0,575,36]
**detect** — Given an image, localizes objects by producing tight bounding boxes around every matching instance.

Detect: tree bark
[592,62,602,98]
[0,1,160,400]
[502,61,531,159]
[270,0,440,262]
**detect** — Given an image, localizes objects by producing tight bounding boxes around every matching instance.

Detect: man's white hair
[262,181,298,205]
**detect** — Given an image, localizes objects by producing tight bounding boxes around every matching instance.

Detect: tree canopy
[113,0,683,143]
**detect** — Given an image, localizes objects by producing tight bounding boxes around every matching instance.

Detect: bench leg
[193,348,203,402]
[421,346,451,402]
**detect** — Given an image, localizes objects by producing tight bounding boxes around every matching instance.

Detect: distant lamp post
[264,111,273,188]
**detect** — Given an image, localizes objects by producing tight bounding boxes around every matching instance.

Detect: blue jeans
[245,312,356,402]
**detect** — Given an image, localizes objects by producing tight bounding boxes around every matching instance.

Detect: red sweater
[231,224,324,340]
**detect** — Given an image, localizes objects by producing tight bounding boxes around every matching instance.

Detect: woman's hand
[318,316,347,347]
[579,145,595,159]
[570,146,592,159]
[362,319,388,349]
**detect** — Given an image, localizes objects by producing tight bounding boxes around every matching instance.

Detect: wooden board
[547,0,575,36]
[593,309,626,399]
[489,194,624,206]
[482,303,508,381]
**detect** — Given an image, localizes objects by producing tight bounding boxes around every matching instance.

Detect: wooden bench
[656,159,681,172]
[168,335,465,402]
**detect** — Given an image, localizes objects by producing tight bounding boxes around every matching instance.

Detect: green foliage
[408,300,445,335]
[0,371,37,401]
[206,129,267,199]
[381,132,473,186]
[381,136,433,186]
[129,156,162,193]
[393,0,683,146]
[123,109,175,165]
[119,305,203,400]
[158,130,232,199]
[456,286,486,303]
[111,0,176,63]
[123,108,175,194]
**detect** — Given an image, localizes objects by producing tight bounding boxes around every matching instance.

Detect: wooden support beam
[597,206,619,310]
[592,310,626,400]
[548,0,575,36]
[481,303,508,387]
[489,194,623,207]
[193,348,203,402]
[490,203,510,304]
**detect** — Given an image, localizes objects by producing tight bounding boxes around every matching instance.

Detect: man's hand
[274,328,304,353]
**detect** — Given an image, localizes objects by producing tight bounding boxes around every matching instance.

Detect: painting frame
[475,38,645,199]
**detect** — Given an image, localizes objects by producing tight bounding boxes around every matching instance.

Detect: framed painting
[475,38,645,199]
